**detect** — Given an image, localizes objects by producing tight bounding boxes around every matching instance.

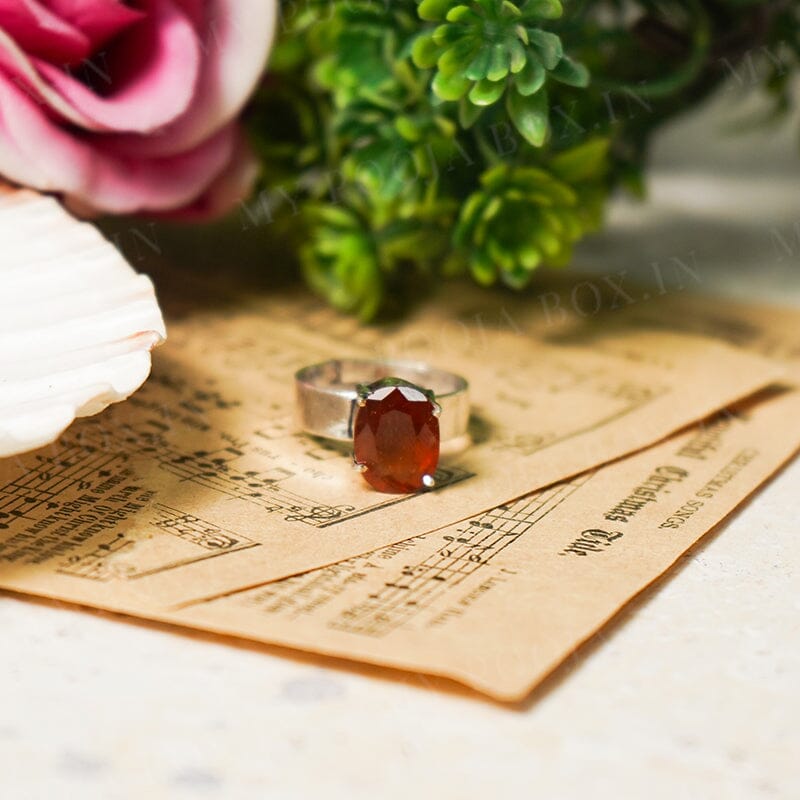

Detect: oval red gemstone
[353,383,440,493]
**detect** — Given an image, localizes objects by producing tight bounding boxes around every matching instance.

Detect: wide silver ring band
[295,358,470,442]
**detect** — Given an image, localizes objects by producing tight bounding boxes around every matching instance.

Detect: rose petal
[44,0,144,52]
[163,125,260,220]
[165,0,204,30]
[0,28,92,127]
[0,73,235,213]
[0,0,200,133]
[0,0,90,63]
[105,0,276,157]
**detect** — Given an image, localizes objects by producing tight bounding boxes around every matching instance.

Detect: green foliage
[455,139,609,288]
[247,0,800,318]
[301,191,456,320]
[411,0,588,145]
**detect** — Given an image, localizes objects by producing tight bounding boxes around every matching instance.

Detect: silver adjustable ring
[295,358,470,494]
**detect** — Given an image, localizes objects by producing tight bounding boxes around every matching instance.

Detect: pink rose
[0,1,276,216]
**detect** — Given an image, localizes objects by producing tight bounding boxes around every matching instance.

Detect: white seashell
[0,189,166,458]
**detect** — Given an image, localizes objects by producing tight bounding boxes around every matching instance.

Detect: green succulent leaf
[418,0,453,22]
[470,249,498,286]
[521,0,563,19]
[507,87,549,146]
[432,23,465,46]
[550,139,611,183]
[508,39,528,73]
[527,29,562,70]
[465,47,492,81]
[550,55,590,87]
[469,77,506,105]
[446,5,479,24]
[516,56,546,95]
[437,38,478,75]
[394,115,421,141]
[411,32,440,69]
[432,70,471,100]
[458,96,485,127]
[487,42,512,81]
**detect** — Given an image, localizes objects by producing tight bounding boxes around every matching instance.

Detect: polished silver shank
[295,358,470,442]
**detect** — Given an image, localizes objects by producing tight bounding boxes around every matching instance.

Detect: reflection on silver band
[295,358,470,442]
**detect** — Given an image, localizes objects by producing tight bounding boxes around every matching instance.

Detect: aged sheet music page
[169,385,800,700]
[0,290,784,607]
[163,294,800,699]
[1,274,798,700]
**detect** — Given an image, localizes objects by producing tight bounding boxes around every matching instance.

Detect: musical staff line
[111,420,358,526]
[117,421,475,528]
[0,440,122,529]
[328,475,592,637]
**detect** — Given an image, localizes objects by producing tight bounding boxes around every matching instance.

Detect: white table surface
[2,88,799,800]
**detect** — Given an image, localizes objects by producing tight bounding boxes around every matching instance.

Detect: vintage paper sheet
[626,294,800,382]
[421,276,800,380]
[0,293,782,607]
[0,278,797,699]
[166,385,800,700]
[159,289,798,701]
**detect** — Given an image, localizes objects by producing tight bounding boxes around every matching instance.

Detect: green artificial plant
[247,0,800,318]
